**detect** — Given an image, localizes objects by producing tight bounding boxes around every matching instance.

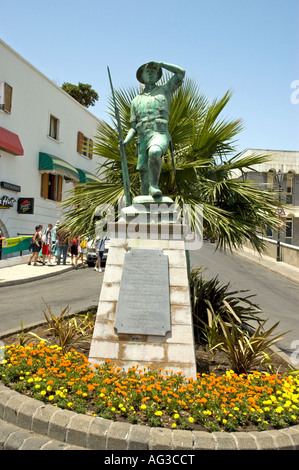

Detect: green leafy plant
[78,309,97,334]
[189,267,263,344]
[17,320,47,347]
[54,317,92,354]
[201,311,290,374]
[42,302,92,353]
[42,302,71,337]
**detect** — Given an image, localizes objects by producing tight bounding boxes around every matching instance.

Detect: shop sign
[17,197,34,214]
[1,236,31,254]
[0,195,16,209]
[0,181,21,192]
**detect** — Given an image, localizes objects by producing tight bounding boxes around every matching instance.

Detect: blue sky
[1,0,298,153]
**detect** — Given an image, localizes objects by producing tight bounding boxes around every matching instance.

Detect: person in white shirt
[42,224,53,265]
[94,238,105,272]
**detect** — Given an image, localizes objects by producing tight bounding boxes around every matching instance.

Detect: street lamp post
[276,170,284,262]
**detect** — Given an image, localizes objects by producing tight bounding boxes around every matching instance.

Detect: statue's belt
[136,118,168,134]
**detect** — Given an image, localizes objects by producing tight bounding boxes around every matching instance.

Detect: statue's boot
[149,185,162,198]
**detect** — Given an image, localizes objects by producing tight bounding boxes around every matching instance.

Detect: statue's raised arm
[123,61,185,198]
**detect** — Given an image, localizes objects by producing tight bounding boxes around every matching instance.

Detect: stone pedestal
[89,219,197,378]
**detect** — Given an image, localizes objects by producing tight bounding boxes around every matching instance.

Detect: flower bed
[1,341,299,433]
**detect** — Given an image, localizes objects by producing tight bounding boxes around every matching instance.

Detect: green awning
[76,168,99,183]
[39,152,79,182]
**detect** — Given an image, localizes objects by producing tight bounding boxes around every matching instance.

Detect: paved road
[0,267,103,334]
[190,241,299,355]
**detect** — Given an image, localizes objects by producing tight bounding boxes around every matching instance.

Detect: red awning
[0,127,24,156]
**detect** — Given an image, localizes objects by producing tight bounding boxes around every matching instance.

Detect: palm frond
[60,76,281,251]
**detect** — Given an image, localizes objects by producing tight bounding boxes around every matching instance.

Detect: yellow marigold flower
[40,391,46,396]
[48,395,54,401]
[67,402,73,408]
[174,413,180,419]
[154,411,163,416]
[140,404,147,410]
[188,417,194,423]
[172,423,177,428]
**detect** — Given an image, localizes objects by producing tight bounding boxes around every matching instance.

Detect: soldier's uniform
[130,73,183,172]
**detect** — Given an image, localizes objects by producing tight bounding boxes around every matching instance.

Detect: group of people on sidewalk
[27,222,88,269]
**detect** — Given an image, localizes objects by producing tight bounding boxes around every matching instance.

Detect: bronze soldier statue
[123,61,185,198]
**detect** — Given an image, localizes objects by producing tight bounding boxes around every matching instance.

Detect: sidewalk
[0,245,298,287]
[232,245,299,285]
[0,257,75,287]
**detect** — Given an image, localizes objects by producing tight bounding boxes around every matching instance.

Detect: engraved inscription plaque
[114,248,171,336]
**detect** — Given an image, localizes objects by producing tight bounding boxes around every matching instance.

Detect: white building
[0,39,101,240]
[237,149,299,246]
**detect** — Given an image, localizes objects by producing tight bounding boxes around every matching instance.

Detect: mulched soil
[1,319,291,376]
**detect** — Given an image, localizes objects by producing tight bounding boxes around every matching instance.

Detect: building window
[0,81,13,113]
[49,114,60,140]
[286,172,294,205]
[266,226,273,238]
[41,173,62,202]
[285,218,293,241]
[77,131,93,159]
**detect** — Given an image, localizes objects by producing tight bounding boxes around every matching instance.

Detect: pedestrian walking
[52,221,58,261]
[70,235,79,269]
[55,224,70,265]
[77,236,87,266]
[42,223,53,265]
[94,238,105,272]
[28,225,42,265]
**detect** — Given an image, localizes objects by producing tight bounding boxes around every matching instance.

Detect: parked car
[86,238,110,267]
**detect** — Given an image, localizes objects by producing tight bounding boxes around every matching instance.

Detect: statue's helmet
[136,62,162,84]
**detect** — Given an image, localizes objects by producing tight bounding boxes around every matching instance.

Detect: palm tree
[60,77,280,253]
